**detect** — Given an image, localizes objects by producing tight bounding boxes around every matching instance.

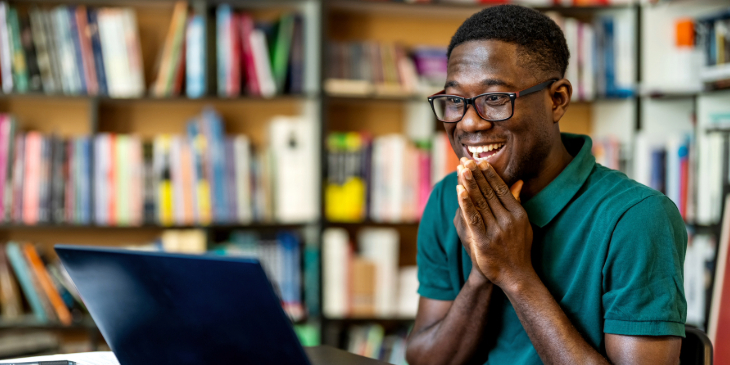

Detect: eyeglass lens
[432,94,512,122]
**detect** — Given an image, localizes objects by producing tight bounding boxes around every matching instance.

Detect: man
[406,5,686,365]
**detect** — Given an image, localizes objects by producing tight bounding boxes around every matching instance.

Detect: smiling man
[405,5,687,365]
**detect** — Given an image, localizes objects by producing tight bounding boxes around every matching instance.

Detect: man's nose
[459,104,493,133]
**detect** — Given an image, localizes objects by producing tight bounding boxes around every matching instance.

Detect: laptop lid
[55,245,312,365]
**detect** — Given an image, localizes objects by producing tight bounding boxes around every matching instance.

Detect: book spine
[0,3,14,92]
[8,7,28,93]
[22,244,72,325]
[216,5,231,96]
[87,8,107,96]
[75,6,97,95]
[29,8,56,93]
[186,14,205,98]
[22,132,40,225]
[6,242,47,323]
[11,134,23,223]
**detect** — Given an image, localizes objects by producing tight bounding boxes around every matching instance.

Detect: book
[0,244,21,319]
[323,228,350,318]
[152,1,187,97]
[0,3,13,93]
[709,195,730,364]
[185,14,205,98]
[271,13,295,93]
[7,7,28,93]
[358,228,399,317]
[5,242,47,323]
[22,244,72,325]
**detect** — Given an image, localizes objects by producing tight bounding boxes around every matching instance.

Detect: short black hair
[447,5,569,78]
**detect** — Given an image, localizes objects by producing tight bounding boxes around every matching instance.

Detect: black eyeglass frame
[427,79,558,123]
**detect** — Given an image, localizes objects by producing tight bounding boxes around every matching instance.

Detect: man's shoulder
[582,164,682,224]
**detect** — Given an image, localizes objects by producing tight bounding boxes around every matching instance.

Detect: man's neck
[519,139,574,201]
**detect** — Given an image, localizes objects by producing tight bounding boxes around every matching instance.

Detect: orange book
[180,140,194,224]
[22,244,72,325]
[444,133,460,174]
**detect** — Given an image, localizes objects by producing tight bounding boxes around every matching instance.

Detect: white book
[186,14,205,98]
[370,137,385,221]
[431,132,447,187]
[234,135,252,224]
[94,134,110,225]
[685,235,713,327]
[98,9,125,97]
[0,3,13,93]
[580,24,595,101]
[250,29,276,98]
[665,136,682,210]
[386,135,407,222]
[614,14,635,91]
[696,134,723,224]
[359,228,399,317]
[269,116,318,223]
[323,228,349,318]
[54,7,82,94]
[397,266,419,318]
[120,9,145,97]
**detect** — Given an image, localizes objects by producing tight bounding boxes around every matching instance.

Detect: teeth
[467,143,504,157]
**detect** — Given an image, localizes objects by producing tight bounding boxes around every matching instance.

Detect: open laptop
[54,245,385,365]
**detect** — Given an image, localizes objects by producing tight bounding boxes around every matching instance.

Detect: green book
[270,13,294,93]
[7,7,28,93]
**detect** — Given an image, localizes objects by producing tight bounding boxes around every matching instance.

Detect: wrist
[500,270,541,298]
[467,266,492,289]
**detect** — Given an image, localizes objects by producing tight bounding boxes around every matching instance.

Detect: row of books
[0,109,319,226]
[697,9,730,88]
[151,1,201,98]
[216,5,305,98]
[376,0,630,5]
[634,133,694,221]
[325,42,445,97]
[549,12,635,99]
[322,228,418,319]
[0,242,84,325]
[210,230,305,321]
[346,324,408,365]
[326,132,457,223]
[0,3,144,97]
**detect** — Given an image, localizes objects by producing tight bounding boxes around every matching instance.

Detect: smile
[465,143,505,161]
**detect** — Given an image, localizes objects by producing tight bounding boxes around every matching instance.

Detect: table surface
[304,346,392,365]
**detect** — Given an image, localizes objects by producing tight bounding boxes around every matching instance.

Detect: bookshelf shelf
[0,317,96,330]
[323,316,415,323]
[0,222,316,230]
[328,0,634,20]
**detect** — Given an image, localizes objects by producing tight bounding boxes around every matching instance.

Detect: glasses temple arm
[516,79,558,98]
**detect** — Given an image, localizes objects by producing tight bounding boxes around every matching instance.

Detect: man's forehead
[446,40,523,89]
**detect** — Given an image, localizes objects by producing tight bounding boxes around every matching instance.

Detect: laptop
[54,245,385,365]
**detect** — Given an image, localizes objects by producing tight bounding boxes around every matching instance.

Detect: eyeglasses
[427,79,558,123]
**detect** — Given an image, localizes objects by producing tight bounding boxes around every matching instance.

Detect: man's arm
[406,271,493,365]
[456,159,682,365]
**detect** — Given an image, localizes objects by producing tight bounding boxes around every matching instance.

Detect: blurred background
[0,0,726,363]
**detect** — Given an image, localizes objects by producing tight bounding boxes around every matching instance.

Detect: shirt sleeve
[602,194,687,337]
[417,176,458,301]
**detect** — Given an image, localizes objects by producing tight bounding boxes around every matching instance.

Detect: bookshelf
[0,0,727,362]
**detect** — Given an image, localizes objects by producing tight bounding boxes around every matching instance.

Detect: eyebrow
[444,78,514,90]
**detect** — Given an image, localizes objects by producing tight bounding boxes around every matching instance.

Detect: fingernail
[464,168,473,180]
[478,160,489,171]
[457,165,463,174]
[457,185,466,197]
[460,157,470,165]
[465,160,476,170]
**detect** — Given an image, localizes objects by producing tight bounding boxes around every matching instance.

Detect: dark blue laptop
[55,245,383,365]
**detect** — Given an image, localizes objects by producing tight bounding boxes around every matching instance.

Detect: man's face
[443,40,556,186]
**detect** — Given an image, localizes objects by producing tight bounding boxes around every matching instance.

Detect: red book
[22,132,41,225]
[239,14,259,96]
[228,13,241,96]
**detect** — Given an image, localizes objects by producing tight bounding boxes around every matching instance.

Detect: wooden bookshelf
[0,0,726,358]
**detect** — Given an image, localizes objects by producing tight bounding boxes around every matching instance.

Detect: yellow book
[193,133,211,225]
[155,136,174,226]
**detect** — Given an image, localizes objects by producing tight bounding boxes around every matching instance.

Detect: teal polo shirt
[417,133,687,364]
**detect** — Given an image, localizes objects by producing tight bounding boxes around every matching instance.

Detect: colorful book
[6,242,47,323]
[7,7,28,93]
[185,14,205,98]
[0,3,13,93]
[23,244,72,325]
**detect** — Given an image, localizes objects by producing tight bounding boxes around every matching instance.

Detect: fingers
[457,163,495,225]
[453,208,472,256]
[456,185,486,237]
[478,160,522,213]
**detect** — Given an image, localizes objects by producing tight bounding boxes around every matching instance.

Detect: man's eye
[447,97,463,104]
[487,95,501,102]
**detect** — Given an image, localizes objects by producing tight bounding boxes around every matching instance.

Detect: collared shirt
[417,133,687,364]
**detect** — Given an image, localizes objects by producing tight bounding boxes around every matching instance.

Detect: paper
[0,351,119,365]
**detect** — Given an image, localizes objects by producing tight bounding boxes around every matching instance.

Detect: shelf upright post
[635,2,642,132]
[202,0,216,97]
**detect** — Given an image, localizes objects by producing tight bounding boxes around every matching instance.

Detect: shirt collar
[522,133,595,228]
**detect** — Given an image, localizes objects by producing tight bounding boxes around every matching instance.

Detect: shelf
[323,316,415,323]
[0,222,316,230]
[328,0,635,19]
[325,220,420,228]
[0,317,96,331]
[0,93,316,103]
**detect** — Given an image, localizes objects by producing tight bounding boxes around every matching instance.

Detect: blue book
[6,243,47,323]
[278,232,300,307]
[67,6,86,94]
[225,138,237,223]
[186,14,205,98]
[87,8,108,95]
[650,149,666,194]
[216,5,231,96]
[79,137,91,224]
[202,108,228,222]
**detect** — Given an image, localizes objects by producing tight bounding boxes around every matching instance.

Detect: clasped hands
[454,158,535,291]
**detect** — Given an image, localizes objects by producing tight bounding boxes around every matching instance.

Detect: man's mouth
[464,142,505,161]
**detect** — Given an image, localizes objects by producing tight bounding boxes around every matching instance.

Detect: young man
[406,5,686,365]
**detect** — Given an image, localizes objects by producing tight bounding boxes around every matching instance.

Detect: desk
[305,346,392,365]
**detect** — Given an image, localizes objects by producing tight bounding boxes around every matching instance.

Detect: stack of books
[0,3,144,97]
[216,5,305,98]
[0,242,84,325]
[326,131,458,223]
[697,9,730,89]
[325,42,427,97]
[322,228,418,319]
[346,324,408,365]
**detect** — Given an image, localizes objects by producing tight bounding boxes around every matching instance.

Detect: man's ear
[550,79,572,124]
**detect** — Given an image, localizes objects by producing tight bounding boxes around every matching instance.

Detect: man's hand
[455,158,534,290]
